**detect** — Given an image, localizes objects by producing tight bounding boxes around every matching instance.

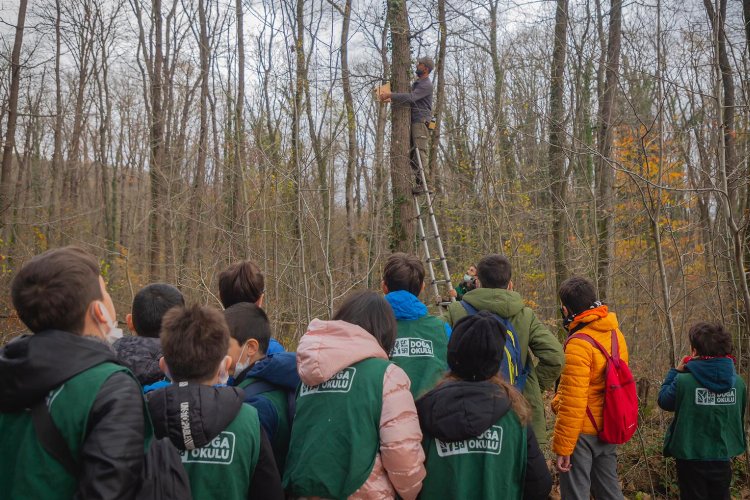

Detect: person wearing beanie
[416,311,552,500]
[378,56,435,191]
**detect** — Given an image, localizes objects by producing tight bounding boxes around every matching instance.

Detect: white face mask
[218,355,231,385]
[234,343,250,375]
[97,302,123,345]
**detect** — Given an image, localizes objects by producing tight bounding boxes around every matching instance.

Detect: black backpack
[32,400,192,500]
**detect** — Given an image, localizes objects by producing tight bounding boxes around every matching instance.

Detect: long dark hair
[333,290,397,354]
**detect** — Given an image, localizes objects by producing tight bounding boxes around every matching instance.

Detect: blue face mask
[416,68,425,77]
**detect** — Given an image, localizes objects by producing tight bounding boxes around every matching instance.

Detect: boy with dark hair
[552,276,627,499]
[218,260,285,355]
[658,322,746,500]
[382,252,450,398]
[113,283,184,386]
[0,246,150,498]
[147,304,284,500]
[444,253,564,447]
[225,303,299,471]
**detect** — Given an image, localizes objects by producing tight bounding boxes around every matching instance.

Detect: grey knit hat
[417,57,434,72]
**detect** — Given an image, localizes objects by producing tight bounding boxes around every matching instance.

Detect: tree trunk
[292,0,312,323]
[488,0,515,182]
[48,0,63,242]
[595,0,622,301]
[340,0,358,274]
[427,0,446,192]
[235,0,247,256]
[182,0,209,276]
[149,0,165,280]
[547,0,569,293]
[0,0,28,230]
[387,0,415,253]
[703,0,736,208]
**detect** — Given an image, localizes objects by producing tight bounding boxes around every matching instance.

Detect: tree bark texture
[547,0,570,293]
[0,0,28,229]
[595,0,622,301]
[387,0,415,253]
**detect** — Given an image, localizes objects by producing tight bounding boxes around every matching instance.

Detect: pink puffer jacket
[297,319,426,500]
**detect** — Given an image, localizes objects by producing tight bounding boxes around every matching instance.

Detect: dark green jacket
[444,288,565,444]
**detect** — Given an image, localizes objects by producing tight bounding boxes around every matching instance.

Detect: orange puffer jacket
[551,306,628,456]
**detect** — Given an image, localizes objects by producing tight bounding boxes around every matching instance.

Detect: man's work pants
[410,122,429,186]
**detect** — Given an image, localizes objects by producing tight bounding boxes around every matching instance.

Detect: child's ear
[126,313,135,333]
[381,281,389,294]
[159,357,170,379]
[420,282,425,295]
[247,339,260,357]
[507,280,514,291]
[256,293,265,308]
[224,355,233,374]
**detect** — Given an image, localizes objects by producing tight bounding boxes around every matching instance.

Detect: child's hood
[113,335,163,387]
[416,380,512,442]
[385,290,428,320]
[244,351,300,390]
[0,329,118,412]
[462,288,525,318]
[296,319,388,386]
[146,382,244,451]
[686,357,736,393]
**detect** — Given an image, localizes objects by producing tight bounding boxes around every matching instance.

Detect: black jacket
[0,330,147,500]
[146,382,284,500]
[113,335,163,386]
[416,380,552,500]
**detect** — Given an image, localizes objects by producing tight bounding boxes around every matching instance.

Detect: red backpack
[567,329,638,444]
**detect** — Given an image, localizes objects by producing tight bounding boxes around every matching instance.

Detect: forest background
[0,0,748,496]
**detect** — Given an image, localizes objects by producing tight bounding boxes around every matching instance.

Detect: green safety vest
[663,372,747,460]
[283,357,390,499]
[181,404,261,500]
[421,411,527,500]
[0,362,151,500]
[238,376,292,471]
[390,315,448,399]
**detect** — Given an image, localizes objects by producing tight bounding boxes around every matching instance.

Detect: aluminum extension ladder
[413,148,454,306]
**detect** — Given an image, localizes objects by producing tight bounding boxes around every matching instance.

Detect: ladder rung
[431,279,452,285]
[420,233,441,241]
[425,257,446,263]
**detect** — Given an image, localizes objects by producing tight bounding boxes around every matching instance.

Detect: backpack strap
[245,380,297,425]
[31,400,80,479]
[459,300,479,316]
[566,330,621,434]
[243,380,279,398]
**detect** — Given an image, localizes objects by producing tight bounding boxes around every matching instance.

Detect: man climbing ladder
[380,58,453,304]
[380,57,434,192]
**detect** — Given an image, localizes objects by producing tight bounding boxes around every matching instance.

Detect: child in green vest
[381,252,451,399]
[224,302,300,471]
[146,304,284,500]
[284,290,426,499]
[416,311,552,500]
[114,283,185,387]
[0,246,150,499]
[658,322,747,500]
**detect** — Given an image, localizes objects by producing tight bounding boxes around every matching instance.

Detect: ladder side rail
[414,148,454,301]
[414,195,441,300]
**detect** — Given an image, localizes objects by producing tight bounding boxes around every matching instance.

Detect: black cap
[447,310,506,381]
